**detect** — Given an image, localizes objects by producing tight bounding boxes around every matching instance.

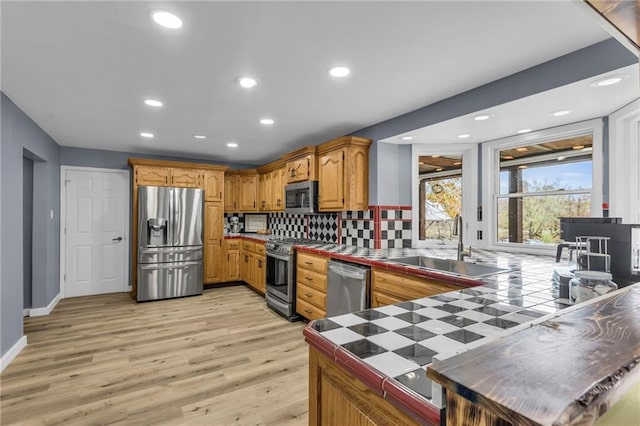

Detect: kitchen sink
[387,256,509,278]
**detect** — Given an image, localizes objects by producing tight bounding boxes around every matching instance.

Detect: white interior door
[64,168,128,297]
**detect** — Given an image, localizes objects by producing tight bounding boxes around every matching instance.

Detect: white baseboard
[0,336,27,373]
[29,292,61,317]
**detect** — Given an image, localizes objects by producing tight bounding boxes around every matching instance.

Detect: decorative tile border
[308,213,339,243]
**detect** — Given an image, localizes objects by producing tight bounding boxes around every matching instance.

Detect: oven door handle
[266,252,291,262]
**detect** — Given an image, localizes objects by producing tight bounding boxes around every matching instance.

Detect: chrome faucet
[452,214,472,261]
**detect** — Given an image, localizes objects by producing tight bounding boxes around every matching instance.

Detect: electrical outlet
[477,230,483,240]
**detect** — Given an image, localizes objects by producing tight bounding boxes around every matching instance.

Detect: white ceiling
[1,1,617,165]
[382,64,640,145]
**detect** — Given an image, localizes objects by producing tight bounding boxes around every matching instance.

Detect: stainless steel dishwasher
[327,260,370,316]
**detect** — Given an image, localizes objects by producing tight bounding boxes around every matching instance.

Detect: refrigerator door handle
[170,187,177,246]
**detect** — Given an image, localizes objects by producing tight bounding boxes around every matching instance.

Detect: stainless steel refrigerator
[137,186,204,301]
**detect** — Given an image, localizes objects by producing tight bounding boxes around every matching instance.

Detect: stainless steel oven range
[265,238,318,321]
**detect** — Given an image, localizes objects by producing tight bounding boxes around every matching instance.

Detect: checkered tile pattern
[268,213,306,239]
[341,210,374,220]
[380,220,412,249]
[311,282,569,402]
[381,208,412,220]
[341,218,375,248]
[308,214,339,243]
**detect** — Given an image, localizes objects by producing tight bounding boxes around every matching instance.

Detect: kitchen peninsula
[300,245,639,425]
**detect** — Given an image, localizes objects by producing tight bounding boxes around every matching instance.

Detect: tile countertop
[300,245,573,425]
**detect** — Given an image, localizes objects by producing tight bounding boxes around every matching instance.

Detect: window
[412,144,477,248]
[483,119,603,250]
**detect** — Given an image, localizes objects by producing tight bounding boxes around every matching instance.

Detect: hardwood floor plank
[1,286,309,425]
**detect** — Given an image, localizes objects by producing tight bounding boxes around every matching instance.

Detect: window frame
[411,143,478,248]
[481,119,603,254]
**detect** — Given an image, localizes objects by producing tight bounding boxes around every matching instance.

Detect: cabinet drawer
[297,282,327,310]
[297,268,327,292]
[225,239,240,250]
[297,252,328,274]
[255,243,265,256]
[372,269,462,301]
[371,290,404,308]
[242,241,255,253]
[296,298,326,321]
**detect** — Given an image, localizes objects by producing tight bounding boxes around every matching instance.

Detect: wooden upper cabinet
[204,171,224,202]
[170,168,202,188]
[282,146,317,184]
[135,166,170,186]
[318,149,345,211]
[258,173,271,211]
[238,173,258,211]
[205,202,223,243]
[272,167,285,211]
[317,136,371,211]
[224,174,237,211]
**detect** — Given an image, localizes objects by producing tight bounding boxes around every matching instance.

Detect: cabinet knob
[305,293,312,297]
[305,276,312,281]
[304,309,312,314]
[304,261,313,265]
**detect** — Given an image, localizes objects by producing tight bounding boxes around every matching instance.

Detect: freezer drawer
[137,260,203,301]
[138,246,203,264]
[327,261,370,316]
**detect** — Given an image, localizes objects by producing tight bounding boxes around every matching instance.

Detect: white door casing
[61,167,129,297]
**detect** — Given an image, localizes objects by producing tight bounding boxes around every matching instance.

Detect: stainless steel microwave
[285,181,318,214]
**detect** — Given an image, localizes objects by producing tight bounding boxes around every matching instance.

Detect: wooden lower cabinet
[296,252,329,320]
[204,241,223,284]
[371,268,464,307]
[309,347,420,426]
[241,241,266,294]
[224,239,241,281]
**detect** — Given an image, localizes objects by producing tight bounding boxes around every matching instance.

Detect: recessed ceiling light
[552,110,571,117]
[144,99,163,107]
[436,168,444,172]
[518,165,528,169]
[151,10,183,29]
[193,134,206,139]
[453,161,462,165]
[328,66,350,78]
[502,155,514,160]
[227,142,238,148]
[517,129,532,134]
[458,134,470,139]
[431,155,440,158]
[401,136,414,141]
[260,118,274,125]
[140,132,154,138]
[590,74,627,87]
[516,147,528,152]
[474,114,491,121]
[572,145,585,150]
[236,77,258,88]
[582,147,593,152]
[557,156,566,161]
[418,161,425,165]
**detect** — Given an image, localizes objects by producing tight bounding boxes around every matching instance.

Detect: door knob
[112,236,123,242]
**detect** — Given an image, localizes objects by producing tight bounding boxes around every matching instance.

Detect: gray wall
[359,38,637,205]
[23,157,33,310]
[2,93,61,357]
[60,147,257,170]
[373,143,412,206]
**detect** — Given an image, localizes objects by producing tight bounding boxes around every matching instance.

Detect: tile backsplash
[226,206,410,248]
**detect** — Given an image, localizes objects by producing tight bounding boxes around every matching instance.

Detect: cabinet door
[136,166,170,186]
[272,168,285,211]
[258,174,268,211]
[205,202,223,243]
[287,157,310,183]
[226,250,240,281]
[251,255,265,292]
[371,291,404,308]
[170,169,202,188]
[204,171,224,202]
[238,175,258,211]
[205,241,223,283]
[318,149,345,210]
[224,175,237,211]
[263,172,273,211]
[349,146,369,211]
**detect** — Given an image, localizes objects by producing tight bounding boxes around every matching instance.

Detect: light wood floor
[0,285,309,425]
